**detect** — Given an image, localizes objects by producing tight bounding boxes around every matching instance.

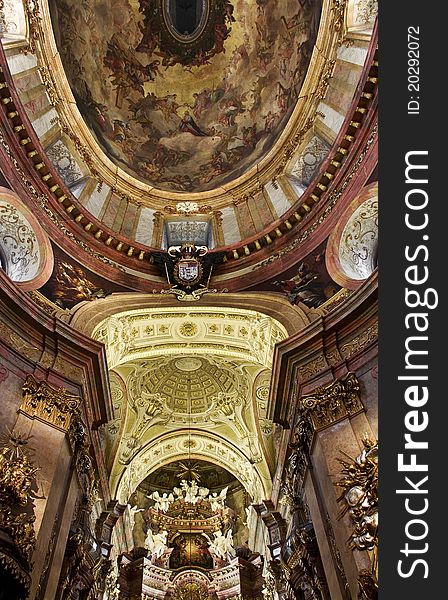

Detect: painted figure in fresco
[92,103,110,132]
[58,0,321,193]
[273,262,327,308]
[51,260,109,307]
[263,110,278,132]
[112,120,129,143]
[169,534,213,569]
[179,111,208,136]
[190,90,212,120]
[194,536,214,568]
[170,535,188,568]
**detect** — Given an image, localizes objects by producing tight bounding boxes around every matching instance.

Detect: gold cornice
[20,374,81,432]
[299,372,364,432]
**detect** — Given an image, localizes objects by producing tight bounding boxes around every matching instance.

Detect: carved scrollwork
[0,202,39,282]
[281,522,329,600]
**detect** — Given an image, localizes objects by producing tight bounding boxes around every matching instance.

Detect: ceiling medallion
[177,323,200,338]
[138,0,235,68]
[174,357,202,371]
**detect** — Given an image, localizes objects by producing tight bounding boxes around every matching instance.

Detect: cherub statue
[147,490,174,512]
[145,529,168,559]
[209,486,228,512]
[204,529,235,560]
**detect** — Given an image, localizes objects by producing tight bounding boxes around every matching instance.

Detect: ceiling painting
[249,240,341,308]
[50,0,322,192]
[38,243,130,309]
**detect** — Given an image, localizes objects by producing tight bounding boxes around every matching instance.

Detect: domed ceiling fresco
[50,0,322,192]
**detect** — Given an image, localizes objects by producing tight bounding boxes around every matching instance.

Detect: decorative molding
[273,117,315,182]
[331,0,348,39]
[23,0,41,53]
[20,374,81,432]
[325,512,351,598]
[93,307,287,371]
[37,65,59,107]
[253,120,378,270]
[340,322,378,360]
[315,59,337,101]
[298,355,328,380]
[58,121,101,179]
[7,0,376,267]
[115,431,266,504]
[0,128,123,270]
[317,288,352,315]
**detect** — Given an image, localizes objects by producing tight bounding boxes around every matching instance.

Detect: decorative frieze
[340,323,378,360]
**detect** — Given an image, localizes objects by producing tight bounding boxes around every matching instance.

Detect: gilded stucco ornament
[0,431,38,590]
[117,355,262,464]
[336,437,378,599]
[20,374,81,432]
[299,372,364,432]
[336,437,378,553]
[115,431,265,504]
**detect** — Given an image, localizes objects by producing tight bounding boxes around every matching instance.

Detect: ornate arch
[114,429,269,505]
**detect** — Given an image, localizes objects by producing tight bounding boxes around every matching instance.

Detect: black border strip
[379,2,445,596]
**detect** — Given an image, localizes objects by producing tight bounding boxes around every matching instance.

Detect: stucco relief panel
[338,195,378,280]
[0,201,40,281]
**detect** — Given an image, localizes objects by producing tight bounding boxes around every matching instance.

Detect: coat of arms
[168,244,207,289]
[153,244,224,301]
[175,258,203,286]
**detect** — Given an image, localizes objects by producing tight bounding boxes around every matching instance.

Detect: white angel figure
[127,503,144,531]
[243,505,256,527]
[145,529,168,559]
[181,480,199,504]
[148,491,174,512]
[204,529,235,560]
[198,485,210,500]
[172,485,184,500]
[209,486,228,512]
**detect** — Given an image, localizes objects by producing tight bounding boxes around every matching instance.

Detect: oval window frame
[162,0,210,43]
